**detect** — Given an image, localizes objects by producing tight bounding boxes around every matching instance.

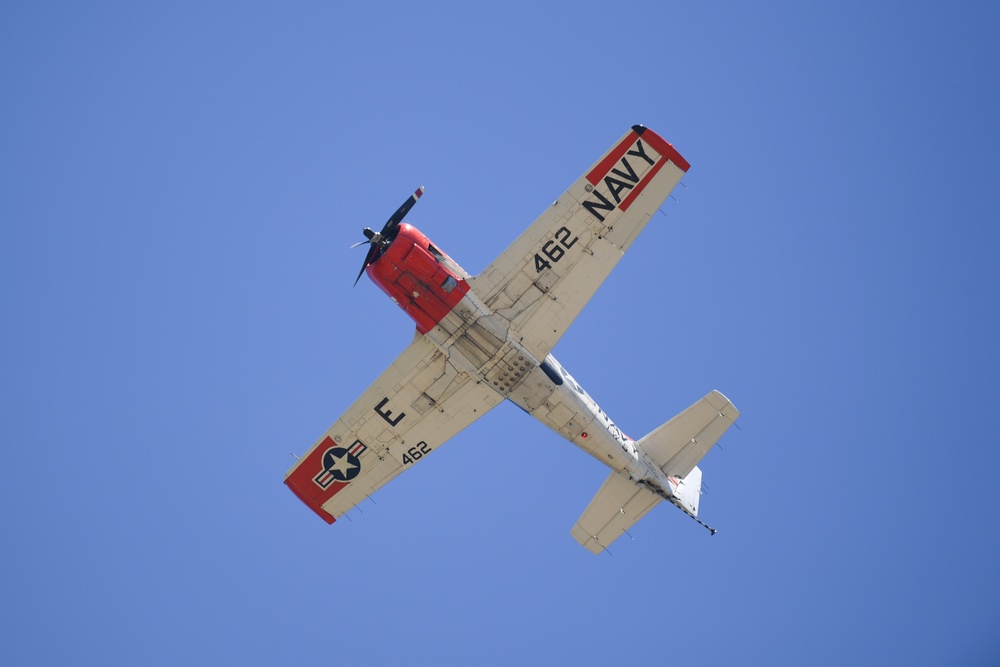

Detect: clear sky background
[3,2,998,665]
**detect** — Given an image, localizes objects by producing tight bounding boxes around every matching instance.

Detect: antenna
[690,514,717,535]
[673,498,718,535]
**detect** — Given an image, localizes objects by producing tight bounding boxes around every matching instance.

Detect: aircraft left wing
[285,333,504,523]
[469,125,689,362]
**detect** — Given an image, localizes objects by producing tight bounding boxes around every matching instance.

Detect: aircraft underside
[284,125,739,553]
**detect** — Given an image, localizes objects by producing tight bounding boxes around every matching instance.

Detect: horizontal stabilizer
[571,471,662,555]
[638,390,739,479]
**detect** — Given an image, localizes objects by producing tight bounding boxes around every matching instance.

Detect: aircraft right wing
[284,333,504,523]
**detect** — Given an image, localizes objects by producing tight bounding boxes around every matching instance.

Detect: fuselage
[366,223,679,501]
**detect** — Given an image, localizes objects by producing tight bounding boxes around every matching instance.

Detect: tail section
[571,471,662,555]
[638,390,739,479]
[570,391,739,553]
[673,464,704,517]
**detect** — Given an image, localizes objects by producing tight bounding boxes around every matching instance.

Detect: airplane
[284,125,740,554]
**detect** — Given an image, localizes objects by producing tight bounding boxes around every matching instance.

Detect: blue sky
[3,2,998,665]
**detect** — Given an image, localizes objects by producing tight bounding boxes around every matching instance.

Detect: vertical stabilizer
[673,465,704,516]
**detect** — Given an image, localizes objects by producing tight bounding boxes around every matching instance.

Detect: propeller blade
[381,186,424,235]
[353,187,425,287]
[349,240,370,250]
[354,242,380,286]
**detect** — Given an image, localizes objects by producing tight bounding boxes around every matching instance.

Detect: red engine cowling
[365,223,470,334]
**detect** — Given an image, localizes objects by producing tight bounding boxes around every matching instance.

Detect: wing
[469,125,690,361]
[571,470,662,555]
[284,333,504,523]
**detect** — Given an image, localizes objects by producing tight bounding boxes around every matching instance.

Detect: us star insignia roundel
[313,439,367,489]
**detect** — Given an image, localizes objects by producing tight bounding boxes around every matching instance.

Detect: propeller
[352,186,424,286]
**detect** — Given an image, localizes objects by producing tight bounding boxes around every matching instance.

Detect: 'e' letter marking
[374,397,405,427]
